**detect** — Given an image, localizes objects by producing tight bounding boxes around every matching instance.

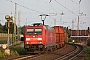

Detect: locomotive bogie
[24,44,45,53]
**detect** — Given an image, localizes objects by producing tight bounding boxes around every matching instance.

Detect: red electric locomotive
[24,23,55,53]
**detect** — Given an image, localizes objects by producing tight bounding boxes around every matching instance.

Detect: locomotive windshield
[26,28,42,34]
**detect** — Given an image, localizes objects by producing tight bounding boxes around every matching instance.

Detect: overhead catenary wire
[6,0,77,16]
[6,0,78,26]
[70,0,79,7]
[38,0,57,14]
[55,0,77,16]
[6,0,43,14]
[6,0,56,26]
[6,0,56,21]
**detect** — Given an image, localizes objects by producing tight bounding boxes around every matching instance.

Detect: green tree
[20,25,25,34]
[67,29,71,38]
[0,23,4,33]
[0,23,7,33]
[64,27,71,38]
[3,24,7,33]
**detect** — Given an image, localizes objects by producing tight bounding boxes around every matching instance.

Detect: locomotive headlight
[26,38,30,41]
[26,42,29,44]
[38,38,42,40]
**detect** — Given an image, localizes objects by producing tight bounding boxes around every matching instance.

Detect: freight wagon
[54,26,66,48]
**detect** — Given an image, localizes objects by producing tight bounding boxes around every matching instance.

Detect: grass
[84,46,90,60]
[9,43,26,55]
[0,42,26,59]
[0,48,6,58]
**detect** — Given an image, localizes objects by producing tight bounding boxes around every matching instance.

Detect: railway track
[55,44,84,60]
[4,44,84,60]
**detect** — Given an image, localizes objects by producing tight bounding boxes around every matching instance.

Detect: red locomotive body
[24,23,55,53]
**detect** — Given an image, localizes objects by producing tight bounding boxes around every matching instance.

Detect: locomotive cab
[24,23,44,53]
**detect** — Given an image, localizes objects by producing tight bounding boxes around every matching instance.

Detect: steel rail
[55,44,83,60]
[69,44,84,60]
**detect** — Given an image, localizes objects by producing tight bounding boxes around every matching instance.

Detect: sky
[0,0,90,30]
